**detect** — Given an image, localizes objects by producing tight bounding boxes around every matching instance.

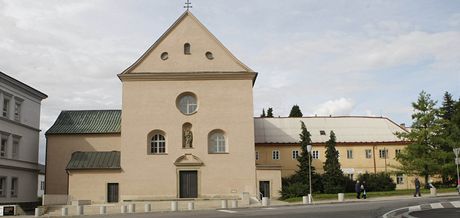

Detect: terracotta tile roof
[66,151,120,170]
[46,110,121,135]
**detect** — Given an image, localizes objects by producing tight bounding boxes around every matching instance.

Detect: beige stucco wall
[45,134,120,195]
[120,79,256,199]
[256,143,412,189]
[256,169,282,199]
[68,170,121,204]
[130,12,248,73]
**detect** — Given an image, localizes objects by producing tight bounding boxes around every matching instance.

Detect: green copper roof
[66,151,121,170]
[46,110,121,135]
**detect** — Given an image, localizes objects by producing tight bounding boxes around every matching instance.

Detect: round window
[160,52,168,60]
[205,51,214,60]
[176,93,198,115]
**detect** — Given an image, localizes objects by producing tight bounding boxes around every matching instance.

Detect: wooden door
[179,171,198,198]
[107,183,119,203]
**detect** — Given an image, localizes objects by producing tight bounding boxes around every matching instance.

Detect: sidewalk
[21,192,460,217]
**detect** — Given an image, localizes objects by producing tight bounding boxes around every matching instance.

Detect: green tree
[396,91,442,186]
[289,105,303,117]
[267,107,274,118]
[280,121,322,198]
[322,131,346,193]
[437,92,458,183]
[260,108,266,118]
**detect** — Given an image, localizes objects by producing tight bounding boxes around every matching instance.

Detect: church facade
[44,11,409,205]
[44,11,280,205]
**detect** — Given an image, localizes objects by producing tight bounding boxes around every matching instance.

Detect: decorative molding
[0,116,41,132]
[174,153,204,166]
[118,71,257,82]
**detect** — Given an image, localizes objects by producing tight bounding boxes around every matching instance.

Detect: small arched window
[208,130,227,153]
[184,43,191,55]
[150,133,166,154]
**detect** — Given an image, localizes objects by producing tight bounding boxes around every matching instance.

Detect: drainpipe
[373,145,377,174]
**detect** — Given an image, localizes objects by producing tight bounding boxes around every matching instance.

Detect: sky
[0,0,459,164]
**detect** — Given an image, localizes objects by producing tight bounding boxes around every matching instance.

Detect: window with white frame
[272,150,280,160]
[14,101,21,122]
[12,137,19,159]
[0,135,8,158]
[347,149,353,159]
[312,150,319,159]
[2,97,10,118]
[10,177,17,197]
[255,151,259,160]
[40,181,45,190]
[396,174,404,184]
[0,177,6,197]
[209,130,226,153]
[379,149,388,158]
[292,150,299,159]
[365,149,372,159]
[150,133,166,154]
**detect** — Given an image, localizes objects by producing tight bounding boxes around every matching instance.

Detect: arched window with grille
[208,130,227,153]
[148,130,166,154]
[184,43,191,55]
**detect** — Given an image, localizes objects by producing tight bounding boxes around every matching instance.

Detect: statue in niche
[184,127,193,148]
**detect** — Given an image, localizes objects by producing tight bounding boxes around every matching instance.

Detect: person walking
[414,177,421,197]
[355,180,361,199]
[361,181,367,199]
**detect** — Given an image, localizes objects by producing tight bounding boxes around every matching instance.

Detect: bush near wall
[357,172,396,192]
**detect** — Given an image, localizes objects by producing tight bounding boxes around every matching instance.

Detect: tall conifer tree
[322,131,346,193]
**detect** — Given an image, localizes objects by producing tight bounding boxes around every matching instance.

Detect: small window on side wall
[184,43,191,55]
[148,130,166,154]
[208,130,226,153]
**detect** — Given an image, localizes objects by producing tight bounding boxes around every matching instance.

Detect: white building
[0,72,47,204]
[37,165,45,198]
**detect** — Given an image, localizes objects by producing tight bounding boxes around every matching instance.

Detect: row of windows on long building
[256,148,401,160]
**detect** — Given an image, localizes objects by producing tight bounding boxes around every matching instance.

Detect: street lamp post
[307,144,312,204]
[454,148,460,194]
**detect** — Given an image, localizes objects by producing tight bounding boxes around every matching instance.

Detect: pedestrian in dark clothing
[355,180,361,199]
[361,181,367,199]
[414,177,421,197]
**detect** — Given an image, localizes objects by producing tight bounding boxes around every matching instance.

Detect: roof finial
[184,0,192,11]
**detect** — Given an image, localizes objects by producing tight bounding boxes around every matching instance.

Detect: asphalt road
[410,208,460,218]
[74,195,460,218]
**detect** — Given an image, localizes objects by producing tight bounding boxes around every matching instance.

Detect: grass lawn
[283,187,458,203]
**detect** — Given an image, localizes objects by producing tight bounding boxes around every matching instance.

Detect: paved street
[410,208,460,218]
[57,195,459,218]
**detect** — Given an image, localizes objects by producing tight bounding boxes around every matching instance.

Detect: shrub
[357,172,396,192]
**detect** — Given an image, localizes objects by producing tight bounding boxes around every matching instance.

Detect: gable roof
[66,151,120,170]
[254,116,408,144]
[119,11,254,74]
[46,110,121,135]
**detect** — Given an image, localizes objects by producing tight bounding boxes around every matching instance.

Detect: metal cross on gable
[184,0,192,10]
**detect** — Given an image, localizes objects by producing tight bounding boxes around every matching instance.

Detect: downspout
[373,145,377,174]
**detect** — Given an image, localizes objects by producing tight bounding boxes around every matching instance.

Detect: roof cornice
[0,72,48,100]
[118,71,257,84]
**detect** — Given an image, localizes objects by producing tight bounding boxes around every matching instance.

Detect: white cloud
[313,98,355,116]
